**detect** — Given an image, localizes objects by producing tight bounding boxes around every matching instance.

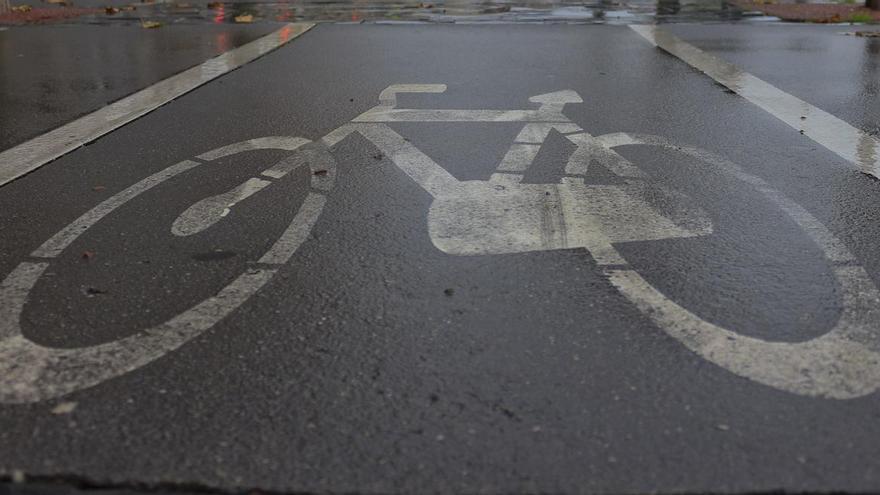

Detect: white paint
[528,90,584,106]
[354,108,572,123]
[427,178,709,262]
[31,160,203,258]
[378,84,447,107]
[358,86,880,398]
[354,89,581,124]
[416,90,711,263]
[564,132,647,178]
[172,177,272,236]
[7,83,880,403]
[374,84,880,399]
[0,261,277,404]
[598,133,880,399]
[0,138,331,403]
[514,123,583,144]
[259,193,326,265]
[630,25,880,179]
[173,136,311,236]
[496,144,542,173]
[0,23,314,188]
[197,137,310,161]
[352,124,461,198]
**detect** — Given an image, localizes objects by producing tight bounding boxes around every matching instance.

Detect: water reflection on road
[67,0,754,25]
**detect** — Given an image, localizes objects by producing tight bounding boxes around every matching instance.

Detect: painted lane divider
[630,24,880,179]
[0,23,314,189]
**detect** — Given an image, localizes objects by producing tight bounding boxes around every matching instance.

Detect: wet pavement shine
[1,16,880,495]
[0,24,278,150]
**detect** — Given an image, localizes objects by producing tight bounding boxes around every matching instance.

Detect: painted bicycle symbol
[2,84,879,403]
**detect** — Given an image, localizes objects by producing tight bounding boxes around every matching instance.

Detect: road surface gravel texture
[1,23,880,494]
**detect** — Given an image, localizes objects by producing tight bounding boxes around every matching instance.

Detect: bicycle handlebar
[378,84,447,107]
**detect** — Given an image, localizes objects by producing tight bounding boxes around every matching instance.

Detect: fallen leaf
[233,13,253,22]
[81,250,96,260]
[312,169,328,176]
[11,5,33,12]
[51,401,77,415]
[104,6,119,13]
[93,185,106,191]
[122,4,135,10]
[141,20,162,28]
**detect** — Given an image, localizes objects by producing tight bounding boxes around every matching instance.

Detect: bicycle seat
[427,178,712,265]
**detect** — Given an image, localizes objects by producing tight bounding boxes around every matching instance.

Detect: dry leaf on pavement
[51,402,78,415]
[234,13,253,22]
[141,20,162,28]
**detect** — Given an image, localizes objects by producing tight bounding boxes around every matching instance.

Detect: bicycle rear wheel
[597,132,880,400]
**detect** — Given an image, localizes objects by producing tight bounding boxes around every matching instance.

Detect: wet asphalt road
[2,22,880,493]
[669,23,880,136]
[0,24,277,150]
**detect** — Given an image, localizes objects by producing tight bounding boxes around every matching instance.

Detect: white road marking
[7,81,880,402]
[427,177,708,259]
[496,144,542,173]
[173,137,311,237]
[426,117,711,262]
[354,88,579,123]
[0,138,330,403]
[0,261,277,403]
[0,23,314,188]
[172,177,272,236]
[352,124,461,198]
[378,84,448,107]
[259,193,326,265]
[599,132,880,399]
[630,24,880,179]
[31,159,203,258]
[197,137,310,161]
[514,123,583,144]
[564,132,648,178]
[353,108,572,123]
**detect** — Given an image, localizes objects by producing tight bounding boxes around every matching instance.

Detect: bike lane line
[0,22,314,190]
[630,24,880,180]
